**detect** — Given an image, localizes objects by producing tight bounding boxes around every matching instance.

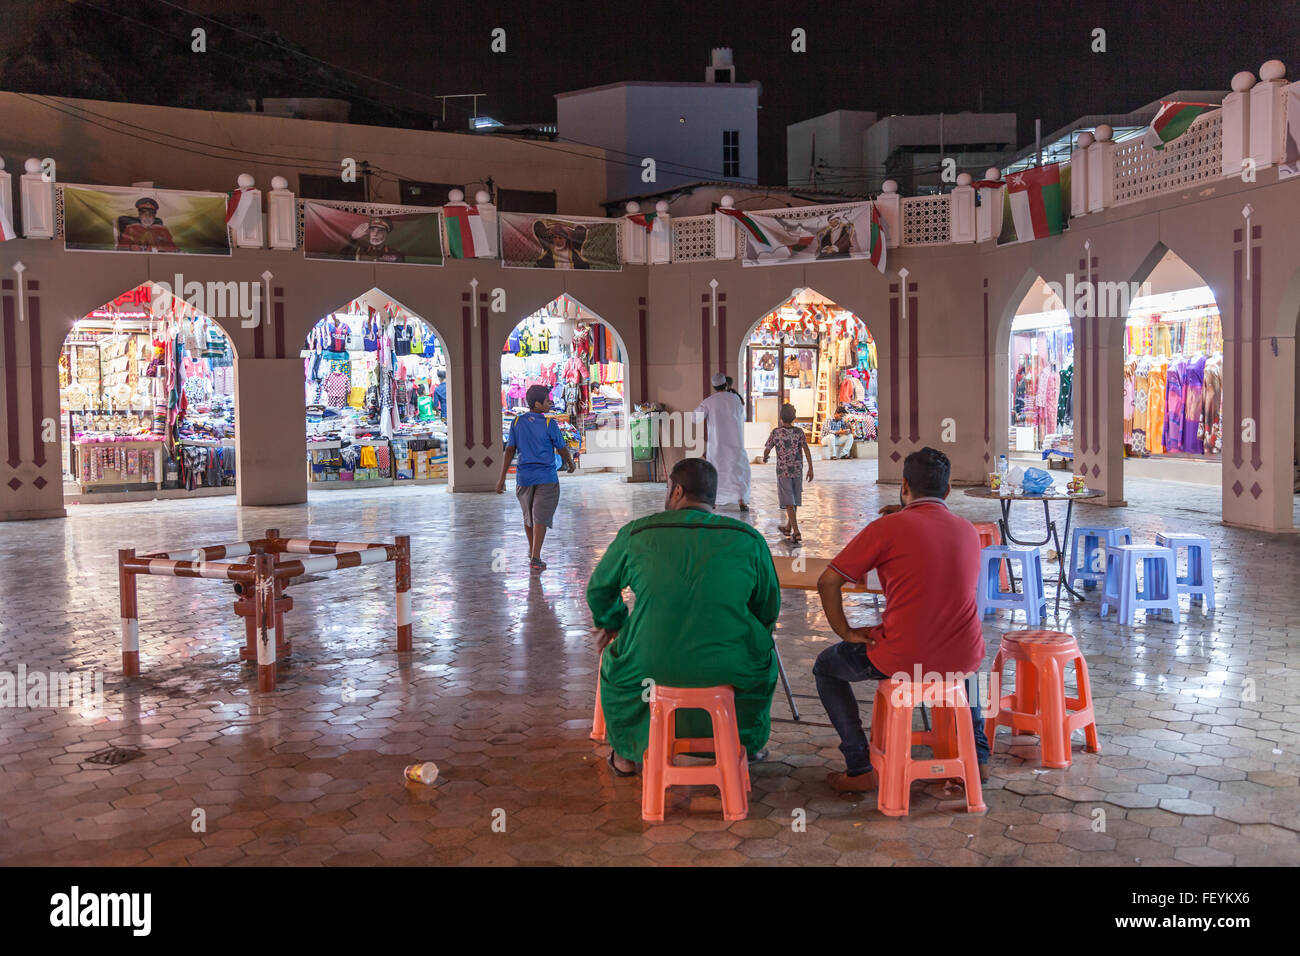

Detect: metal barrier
[118,528,413,691]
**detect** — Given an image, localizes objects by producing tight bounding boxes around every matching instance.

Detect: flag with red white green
[721,204,876,266]
[1143,101,1216,150]
[443,204,491,258]
[998,163,1068,245]
[0,205,15,241]
[225,187,258,229]
[868,203,887,273]
[628,211,662,233]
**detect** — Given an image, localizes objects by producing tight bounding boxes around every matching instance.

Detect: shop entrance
[59,282,237,503]
[302,289,450,490]
[737,288,878,458]
[1120,250,1224,485]
[1007,276,1073,462]
[499,294,630,474]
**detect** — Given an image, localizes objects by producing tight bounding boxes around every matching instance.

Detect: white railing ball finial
[475,190,491,204]
[1077,131,1095,148]
[625,201,641,214]
[237,173,255,189]
[1259,60,1286,82]
[271,175,289,191]
[1231,70,1257,92]
[24,158,42,174]
[1094,124,1113,142]
[448,188,465,203]
[984,167,1001,182]
[882,180,898,193]
[655,200,669,214]
[720,194,735,208]
[956,172,972,186]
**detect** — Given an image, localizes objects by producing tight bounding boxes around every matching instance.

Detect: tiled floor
[1,462,1298,866]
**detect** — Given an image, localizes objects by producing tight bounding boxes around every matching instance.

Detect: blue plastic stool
[1067,526,1133,590]
[977,545,1046,626]
[1154,532,1216,610]
[1099,545,1180,625]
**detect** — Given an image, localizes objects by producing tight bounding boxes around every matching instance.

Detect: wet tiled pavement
[1,463,1297,866]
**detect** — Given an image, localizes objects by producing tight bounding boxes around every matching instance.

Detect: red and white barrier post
[119,548,139,676]
[395,535,412,652]
[254,550,277,692]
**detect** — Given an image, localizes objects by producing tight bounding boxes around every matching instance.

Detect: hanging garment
[1183,354,1206,454]
[1202,355,1223,455]
[329,320,349,353]
[363,316,379,351]
[393,324,412,356]
[1123,355,1137,445]
[694,390,751,506]
[1056,366,1073,429]
[411,323,425,355]
[1146,358,1167,455]
[323,371,350,407]
[1164,358,1186,453]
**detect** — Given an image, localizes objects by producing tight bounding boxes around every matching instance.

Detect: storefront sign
[499,214,620,271]
[63,186,231,255]
[303,203,444,266]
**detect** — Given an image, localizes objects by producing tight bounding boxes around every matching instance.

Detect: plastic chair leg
[711,700,750,821]
[1037,655,1071,768]
[1074,656,1101,754]
[952,701,987,813]
[641,700,671,822]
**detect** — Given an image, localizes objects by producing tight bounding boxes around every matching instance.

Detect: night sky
[10,0,1300,184]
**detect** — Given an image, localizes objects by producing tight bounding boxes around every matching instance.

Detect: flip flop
[778,525,792,537]
[790,533,802,545]
[607,751,637,777]
[529,558,547,572]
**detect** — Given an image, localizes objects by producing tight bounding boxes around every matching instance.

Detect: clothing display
[303,304,449,484]
[1010,325,1073,451]
[501,299,625,467]
[1124,305,1222,458]
[59,296,237,493]
[745,294,877,443]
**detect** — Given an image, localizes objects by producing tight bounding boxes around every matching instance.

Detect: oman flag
[868,202,887,273]
[0,206,15,242]
[1003,163,1066,244]
[444,204,490,258]
[225,187,259,230]
[628,211,662,233]
[1144,102,1215,150]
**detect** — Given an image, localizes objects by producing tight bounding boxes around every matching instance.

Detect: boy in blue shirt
[496,384,576,571]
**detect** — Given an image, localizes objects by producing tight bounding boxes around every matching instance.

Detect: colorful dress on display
[1123,356,1137,446]
[1056,366,1072,428]
[1164,358,1186,453]
[1182,355,1206,454]
[1202,355,1223,455]
[1146,358,1167,455]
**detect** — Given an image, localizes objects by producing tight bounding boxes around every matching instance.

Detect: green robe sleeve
[749,536,781,632]
[587,525,631,632]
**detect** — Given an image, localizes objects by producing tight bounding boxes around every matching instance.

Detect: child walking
[762,403,814,543]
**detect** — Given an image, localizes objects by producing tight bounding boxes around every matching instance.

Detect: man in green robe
[587,457,781,774]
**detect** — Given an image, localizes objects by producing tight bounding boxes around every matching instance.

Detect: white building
[556,48,760,202]
[788,110,1017,195]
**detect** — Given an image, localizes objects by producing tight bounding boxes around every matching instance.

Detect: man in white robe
[695,372,752,510]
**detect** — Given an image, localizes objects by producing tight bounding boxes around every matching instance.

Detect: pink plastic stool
[641,685,751,822]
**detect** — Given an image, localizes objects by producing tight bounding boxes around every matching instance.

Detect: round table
[964,486,1106,613]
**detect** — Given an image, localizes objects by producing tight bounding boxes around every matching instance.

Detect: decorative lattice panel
[1113,110,1223,206]
[900,195,951,246]
[670,215,715,261]
[54,184,64,239]
[295,198,443,248]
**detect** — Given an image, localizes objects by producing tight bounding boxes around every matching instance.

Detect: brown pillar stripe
[28,294,46,467]
[2,292,19,468]
[273,298,286,359]
[461,294,475,450]
[888,294,900,443]
[700,295,711,396]
[479,295,491,449]
[638,297,648,405]
[395,534,412,652]
[907,287,919,443]
[1091,309,1099,456]
[253,296,265,358]
[717,302,727,380]
[1232,248,1243,469]
[1251,241,1262,470]
[982,284,989,444]
[1076,309,1088,454]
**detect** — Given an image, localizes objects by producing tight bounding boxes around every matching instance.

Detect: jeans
[812,641,991,774]
[822,434,854,458]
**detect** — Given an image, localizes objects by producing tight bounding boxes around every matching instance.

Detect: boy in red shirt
[814,447,990,791]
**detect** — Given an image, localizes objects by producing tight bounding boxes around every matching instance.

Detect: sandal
[607,751,637,777]
[738,502,750,512]
[778,525,792,537]
[790,533,802,545]
[529,558,547,572]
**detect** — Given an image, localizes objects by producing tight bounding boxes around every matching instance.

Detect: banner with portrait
[303,202,444,266]
[729,203,877,266]
[63,185,230,255]
[499,213,621,271]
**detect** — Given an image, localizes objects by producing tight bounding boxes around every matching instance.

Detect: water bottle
[998,454,1008,477]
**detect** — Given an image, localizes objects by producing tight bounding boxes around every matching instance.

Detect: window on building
[400,180,464,206]
[723,130,741,178]
[298,173,365,202]
[497,188,556,214]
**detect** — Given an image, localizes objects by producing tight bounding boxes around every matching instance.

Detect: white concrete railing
[1112,109,1224,206]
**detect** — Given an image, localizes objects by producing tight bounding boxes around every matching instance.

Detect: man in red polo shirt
[814,447,989,791]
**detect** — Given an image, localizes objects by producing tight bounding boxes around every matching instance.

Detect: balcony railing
[1112,109,1224,207]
